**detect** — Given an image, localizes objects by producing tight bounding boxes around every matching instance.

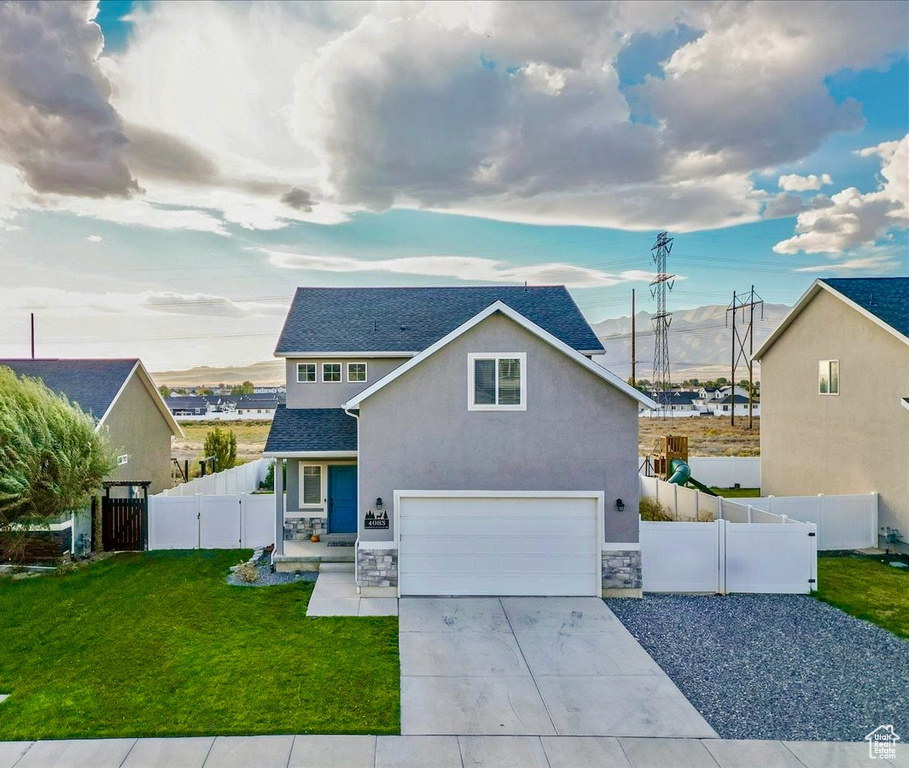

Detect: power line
[649,232,675,415]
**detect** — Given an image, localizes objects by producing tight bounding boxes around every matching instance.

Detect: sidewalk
[0,734,903,768]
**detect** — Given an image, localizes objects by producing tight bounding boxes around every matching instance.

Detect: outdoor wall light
[615,498,625,512]
[375,497,384,510]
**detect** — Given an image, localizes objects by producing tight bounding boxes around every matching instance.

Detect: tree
[203,427,236,471]
[0,366,115,530]
[230,380,254,396]
[200,388,214,396]
[158,384,171,398]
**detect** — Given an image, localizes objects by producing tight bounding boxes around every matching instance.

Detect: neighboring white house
[754,277,908,552]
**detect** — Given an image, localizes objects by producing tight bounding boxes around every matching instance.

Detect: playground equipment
[647,435,718,497]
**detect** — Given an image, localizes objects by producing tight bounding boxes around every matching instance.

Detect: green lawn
[816,554,909,639]
[0,552,399,740]
[709,487,761,498]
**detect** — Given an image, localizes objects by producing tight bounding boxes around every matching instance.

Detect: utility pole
[726,286,764,428]
[630,288,636,388]
[650,232,675,416]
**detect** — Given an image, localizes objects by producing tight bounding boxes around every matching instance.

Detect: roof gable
[753,277,909,360]
[0,358,183,437]
[274,286,603,355]
[345,301,657,410]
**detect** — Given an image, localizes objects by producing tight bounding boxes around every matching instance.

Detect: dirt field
[639,416,760,457]
[173,420,272,469]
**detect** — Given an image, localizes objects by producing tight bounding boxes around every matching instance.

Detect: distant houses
[164,391,286,421]
[639,385,759,418]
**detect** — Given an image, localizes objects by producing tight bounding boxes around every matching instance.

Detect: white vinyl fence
[640,475,877,550]
[148,493,273,550]
[638,456,760,488]
[161,458,272,497]
[640,519,817,594]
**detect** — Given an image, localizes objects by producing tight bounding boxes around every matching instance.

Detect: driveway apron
[398,597,718,738]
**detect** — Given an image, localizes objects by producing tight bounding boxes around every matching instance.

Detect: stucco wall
[285,357,408,408]
[358,313,641,544]
[102,374,174,494]
[760,290,908,544]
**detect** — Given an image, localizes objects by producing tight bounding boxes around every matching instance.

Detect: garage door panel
[400,515,597,539]
[397,493,601,597]
[401,534,598,557]
[402,553,599,575]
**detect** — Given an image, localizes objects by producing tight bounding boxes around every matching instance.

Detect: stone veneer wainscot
[601,545,642,597]
[357,544,398,590]
[284,516,327,540]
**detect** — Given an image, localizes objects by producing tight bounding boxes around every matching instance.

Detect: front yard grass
[709,487,761,498]
[0,551,399,740]
[816,554,909,639]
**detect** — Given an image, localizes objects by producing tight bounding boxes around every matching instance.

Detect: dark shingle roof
[274,286,603,355]
[0,359,138,422]
[264,406,357,454]
[714,394,753,404]
[822,278,909,339]
[165,395,210,411]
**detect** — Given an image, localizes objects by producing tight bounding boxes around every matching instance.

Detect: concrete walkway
[305,564,397,617]
[399,597,717,738]
[0,735,902,767]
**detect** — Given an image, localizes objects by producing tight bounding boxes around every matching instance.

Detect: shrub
[639,496,674,521]
[258,460,286,492]
[203,427,236,471]
[235,561,259,583]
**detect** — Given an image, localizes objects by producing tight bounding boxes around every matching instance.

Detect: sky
[0,0,906,372]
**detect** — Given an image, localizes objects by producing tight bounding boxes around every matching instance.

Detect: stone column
[273,459,284,557]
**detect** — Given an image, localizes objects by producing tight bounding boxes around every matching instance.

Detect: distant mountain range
[591,303,790,382]
[151,302,790,387]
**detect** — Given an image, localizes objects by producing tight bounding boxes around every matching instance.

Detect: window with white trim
[322,363,341,382]
[116,454,129,466]
[297,363,316,383]
[347,362,367,383]
[819,360,839,395]
[468,353,526,410]
[300,464,322,506]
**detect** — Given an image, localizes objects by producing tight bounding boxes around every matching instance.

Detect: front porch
[273,535,356,572]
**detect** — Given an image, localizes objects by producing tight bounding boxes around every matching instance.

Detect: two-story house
[264,286,655,597]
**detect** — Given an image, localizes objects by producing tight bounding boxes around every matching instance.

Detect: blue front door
[328,465,357,534]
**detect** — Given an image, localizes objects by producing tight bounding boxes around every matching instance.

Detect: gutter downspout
[343,405,361,595]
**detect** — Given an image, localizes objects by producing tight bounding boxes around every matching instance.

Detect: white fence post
[695,490,700,522]
[673,483,678,520]
[717,496,724,520]
[747,504,753,523]
[717,519,726,595]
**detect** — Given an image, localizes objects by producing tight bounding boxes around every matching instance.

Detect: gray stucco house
[754,277,908,552]
[0,358,183,495]
[265,286,655,597]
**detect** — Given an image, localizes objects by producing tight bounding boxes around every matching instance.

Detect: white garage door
[397,492,601,597]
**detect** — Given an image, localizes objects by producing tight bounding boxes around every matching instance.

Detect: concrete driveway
[399,597,718,738]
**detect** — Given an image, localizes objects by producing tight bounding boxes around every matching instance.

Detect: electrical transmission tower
[650,232,675,415]
[726,286,764,428]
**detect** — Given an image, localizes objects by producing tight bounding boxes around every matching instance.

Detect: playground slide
[667,458,718,497]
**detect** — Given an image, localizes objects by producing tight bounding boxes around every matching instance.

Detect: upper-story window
[322,363,341,382]
[347,362,367,383]
[468,353,526,411]
[297,363,316,383]
[819,360,839,395]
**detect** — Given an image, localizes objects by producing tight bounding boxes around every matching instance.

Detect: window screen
[302,465,321,505]
[474,359,496,404]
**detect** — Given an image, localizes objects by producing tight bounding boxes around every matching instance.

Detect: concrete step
[320,562,355,573]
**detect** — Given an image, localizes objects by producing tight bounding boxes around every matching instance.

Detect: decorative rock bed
[226,547,318,588]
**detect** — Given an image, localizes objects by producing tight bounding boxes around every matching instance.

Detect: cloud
[280,187,315,211]
[260,248,661,289]
[774,134,908,254]
[87,234,103,243]
[778,173,833,192]
[792,254,903,273]
[0,1,139,197]
[763,192,832,219]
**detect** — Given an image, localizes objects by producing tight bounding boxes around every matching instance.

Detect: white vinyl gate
[641,519,817,594]
[148,494,273,550]
[396,491,603,597]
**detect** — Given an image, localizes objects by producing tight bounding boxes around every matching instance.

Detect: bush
[0,366,114,534]
[203,427,236,471]
[639,496,674,521]
[235,561,259,583]
[258,461,286,492]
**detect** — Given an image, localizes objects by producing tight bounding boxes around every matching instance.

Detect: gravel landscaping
[226,567,317,587]
[607,594,909,742]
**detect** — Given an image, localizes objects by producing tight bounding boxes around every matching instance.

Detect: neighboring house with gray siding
[753,277,909,552]
[265,286,655,597]
[0,358,183,495]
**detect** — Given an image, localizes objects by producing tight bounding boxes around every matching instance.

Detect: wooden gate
[101,482,149,551]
